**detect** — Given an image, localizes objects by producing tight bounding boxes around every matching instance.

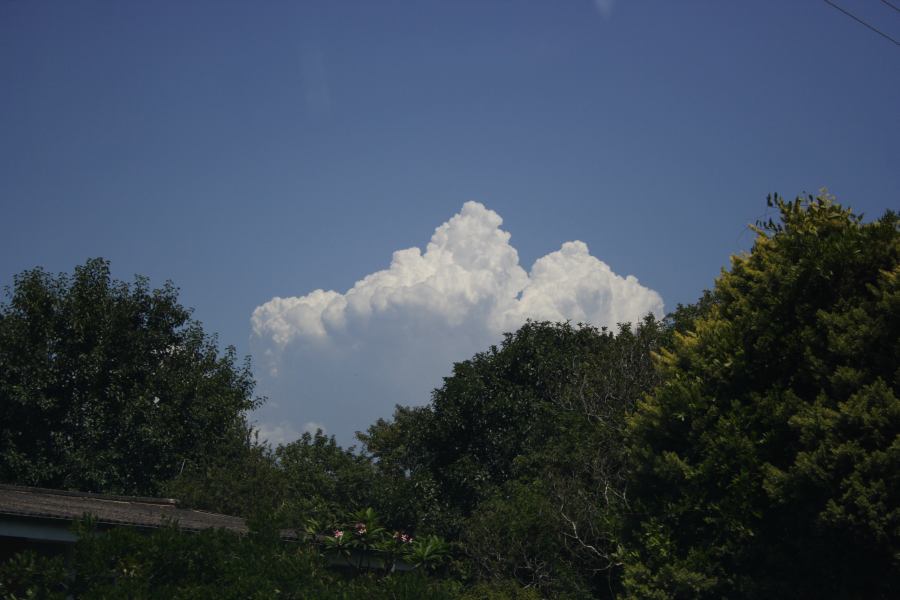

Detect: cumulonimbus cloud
[250,202,663,444]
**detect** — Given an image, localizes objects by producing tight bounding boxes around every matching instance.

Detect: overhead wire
[879,0,900,15]
[823,0,900,46]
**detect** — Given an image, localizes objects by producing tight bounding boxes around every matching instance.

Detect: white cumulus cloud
[250,202,663,444]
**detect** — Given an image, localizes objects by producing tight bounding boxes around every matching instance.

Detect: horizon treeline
[1,193,897,599]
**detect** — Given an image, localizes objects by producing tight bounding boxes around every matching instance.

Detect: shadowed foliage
[624,194,899,599]
[0,258,261,496]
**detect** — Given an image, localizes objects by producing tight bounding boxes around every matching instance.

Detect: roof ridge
[0,483,179,506]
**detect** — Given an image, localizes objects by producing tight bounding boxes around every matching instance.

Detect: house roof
[0,484,247,534]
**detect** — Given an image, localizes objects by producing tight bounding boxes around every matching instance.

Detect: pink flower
[393,531,413,543]
[333,530,344,539]
[355,522,367,535]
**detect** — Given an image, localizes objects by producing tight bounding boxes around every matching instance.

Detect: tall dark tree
[0,258,261,496]
[362,321,622,534]
[623,195,899,599]
[362,318,669,597]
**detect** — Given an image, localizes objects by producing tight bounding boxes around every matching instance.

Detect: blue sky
[2,1,898,445]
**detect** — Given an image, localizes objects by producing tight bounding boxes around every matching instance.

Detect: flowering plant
[307,507,450,573]
[405,535,450,572]
[320,522,351,558]
[392,531,413,544]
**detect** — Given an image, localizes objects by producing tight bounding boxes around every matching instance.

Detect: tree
[164,428,382,525]
[362,321,615,536]
[623,194,899,598]
[162,433,284,518]
[362,318,669,597]
[273,430,376,525]
[0,258,261,496]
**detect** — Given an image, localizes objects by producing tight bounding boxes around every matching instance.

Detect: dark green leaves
[0,258,261,496]
[624,195,899,599]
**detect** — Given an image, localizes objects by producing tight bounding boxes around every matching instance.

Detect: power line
[880,0,900,15]
[823,0,900,46]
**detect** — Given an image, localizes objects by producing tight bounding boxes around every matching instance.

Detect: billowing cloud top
[250,202,663,444]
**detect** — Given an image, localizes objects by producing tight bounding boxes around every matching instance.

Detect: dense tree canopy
[623,195,899,598]
[164,428,380,527]
[362,318,669,597]
[0,258,261,496]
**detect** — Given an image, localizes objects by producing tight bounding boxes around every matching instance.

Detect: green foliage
[362,318,668,597]
[0,258,261,496]
[317,507,388,570]
[623,194,900,598]
[663,288,716,336]
[404,534,451,572]
[307,506,450,575]
[1,520,466,599]
[462,480,562,589]
[72,526,315,599]
[457,580,542,600]
[360,405,441,532]
[165,428,380,530]
[162,434,284,519]
[274,431,375,524]
[0,551,68,599]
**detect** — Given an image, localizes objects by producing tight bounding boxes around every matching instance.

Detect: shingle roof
[0,484,247,533]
